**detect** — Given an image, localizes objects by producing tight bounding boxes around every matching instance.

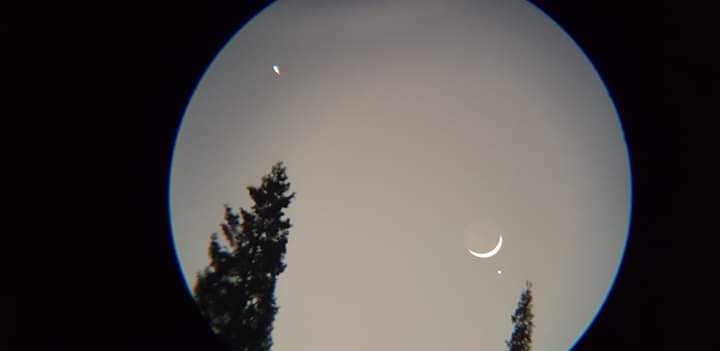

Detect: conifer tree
[194,162,295,351]
[506,281,535,351]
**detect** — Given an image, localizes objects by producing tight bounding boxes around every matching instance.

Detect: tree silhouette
[194,162,296,351]
[506,281,534,351]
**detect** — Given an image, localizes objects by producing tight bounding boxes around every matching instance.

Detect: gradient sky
[169,1,631,350]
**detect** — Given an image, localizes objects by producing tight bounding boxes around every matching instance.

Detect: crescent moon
[468,235,503,258]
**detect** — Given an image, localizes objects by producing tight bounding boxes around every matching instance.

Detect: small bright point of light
[272,65,280,75]
[497,270,502,275]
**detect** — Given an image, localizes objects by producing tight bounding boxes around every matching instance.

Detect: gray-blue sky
[169,1,631,350]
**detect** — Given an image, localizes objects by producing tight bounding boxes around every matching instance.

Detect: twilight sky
[169,1,632,350]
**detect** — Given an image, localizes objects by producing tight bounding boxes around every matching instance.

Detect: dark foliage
[506,281,534,351]
[194,162,295,351]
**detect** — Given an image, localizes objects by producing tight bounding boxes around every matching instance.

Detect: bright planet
[169,1,632,350]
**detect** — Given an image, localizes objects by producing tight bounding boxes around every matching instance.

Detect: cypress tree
[194,162,295,351]
[506,281,535,351]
